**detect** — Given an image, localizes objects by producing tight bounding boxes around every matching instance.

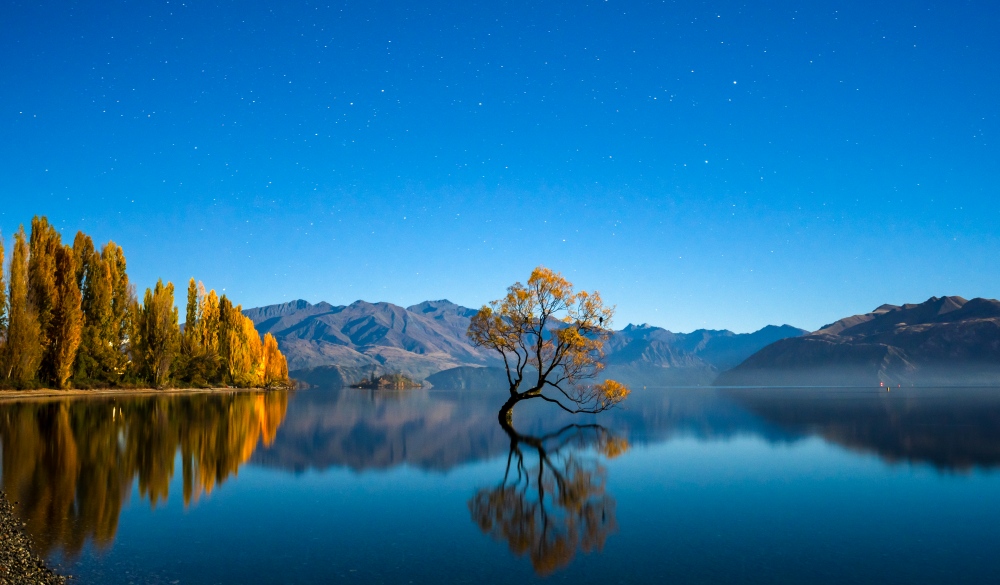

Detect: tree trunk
[498,394,520,428]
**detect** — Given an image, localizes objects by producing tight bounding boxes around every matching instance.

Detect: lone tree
[468,267,630,426]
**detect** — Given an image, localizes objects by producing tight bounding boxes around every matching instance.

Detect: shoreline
[0,490,66,584]
[0,386,287,402]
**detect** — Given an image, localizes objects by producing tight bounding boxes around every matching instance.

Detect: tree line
[0,216,289,389]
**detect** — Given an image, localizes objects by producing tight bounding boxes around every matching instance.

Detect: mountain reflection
[469,423,626,575]
[726,387,1000,472]
[0,391,288,556]
[253,385,1000,477]
[252,386,761,472]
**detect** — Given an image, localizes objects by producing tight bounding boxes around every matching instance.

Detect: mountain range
[244,299,807,387]
[716,296,1000,386]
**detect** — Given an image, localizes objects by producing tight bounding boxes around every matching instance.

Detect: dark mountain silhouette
[716,296,1000,386]
[245,299,806,386]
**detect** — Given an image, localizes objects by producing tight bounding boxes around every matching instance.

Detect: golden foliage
[469,425,620,576]
[0,234,6,337]
[0,391,290,556]
[135,280,181,387]
[263,333,289,388]
[3,226,42,386]
[198,288,221,356]
[0,216,289,390]
[468,266,629,417]
[51,246,83,389]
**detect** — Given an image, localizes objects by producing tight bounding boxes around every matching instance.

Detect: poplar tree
[262,333,288,387]
[0,217,291,390]
[135,280,180,387]
[217,295,234,384]
[76,248,114,385]
[28,216,62,384]
[178,278,214,385]
[0,234,7,346]
[196,288,221,385]
[4,226,42,387]
[184,279,199,346]
[72,232,95,291]
[198,289,220,357]
[51,246,83,388]
[103,242,133,381]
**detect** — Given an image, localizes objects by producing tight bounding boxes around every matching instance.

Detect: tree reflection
[0,391,288,557]
[469,421,627,575]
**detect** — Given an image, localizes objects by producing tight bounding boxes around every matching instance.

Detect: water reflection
[6,385,1000,582]
[0,390,288,557]
[251,386,762,472]
[469,422,627,575]
[726,387,1000,471]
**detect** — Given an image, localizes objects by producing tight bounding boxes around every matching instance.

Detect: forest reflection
[0,390,288,557]
[469,422,627,576]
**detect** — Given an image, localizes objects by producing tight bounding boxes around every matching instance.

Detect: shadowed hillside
[717,296,1000,386]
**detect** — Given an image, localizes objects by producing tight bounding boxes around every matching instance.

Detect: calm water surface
[3,385,1000,584]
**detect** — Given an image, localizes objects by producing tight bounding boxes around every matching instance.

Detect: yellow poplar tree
[76,247,115,384]
[135,280,180,387]
[4,226,42,387]
[103,242,133,381]
[28,216,63,385]
[71,231,95,291]
[262,333,288,387]
[0,234,6,351]
[197,288,221,384]
[198,289,220,356]
[51,246,83,389]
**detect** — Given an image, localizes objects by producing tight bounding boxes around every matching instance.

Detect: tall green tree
[4,226,42,387]
[51,246,83,388]
[135,280,180,387]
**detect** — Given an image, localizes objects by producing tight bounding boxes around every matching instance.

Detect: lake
[3,385,1000,584]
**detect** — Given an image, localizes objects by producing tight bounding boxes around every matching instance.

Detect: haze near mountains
[717,296,1000,386]
[244,299,807,387]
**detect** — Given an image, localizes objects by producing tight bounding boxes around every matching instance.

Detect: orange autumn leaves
[468,266,630,416]
[0,216,289,389]
[0,391,289,556]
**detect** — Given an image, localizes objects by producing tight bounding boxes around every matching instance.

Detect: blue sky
[2,0,998,332]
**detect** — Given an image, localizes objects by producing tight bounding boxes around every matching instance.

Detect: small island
[350,372,422,390]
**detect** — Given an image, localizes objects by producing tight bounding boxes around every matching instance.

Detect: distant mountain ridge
[245,299,491,382]
[245,299,807,387]
[716,296,1000,386]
